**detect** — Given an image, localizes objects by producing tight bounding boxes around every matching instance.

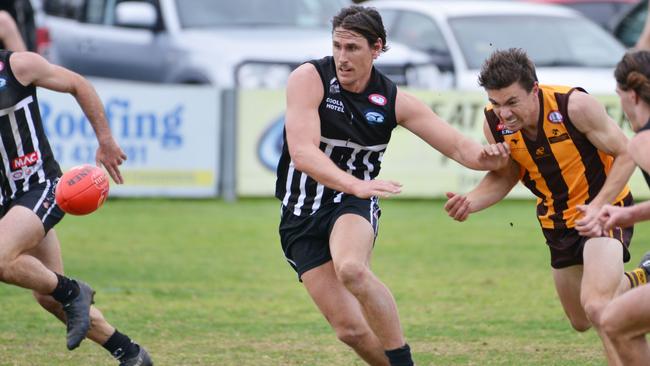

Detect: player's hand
[95,136,127,184]
[444,191,472,222]
[351,179,402,199]
[479,142,511,170]
[598,204,635,231]
[576,204,605,237]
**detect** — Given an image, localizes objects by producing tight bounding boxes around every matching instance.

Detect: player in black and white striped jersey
[276,5,510,366]
[0,47,152,365]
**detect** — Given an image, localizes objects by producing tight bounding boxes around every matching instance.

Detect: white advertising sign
[39,80,220,197]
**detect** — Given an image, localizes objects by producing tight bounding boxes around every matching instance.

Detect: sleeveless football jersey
[276,56,398,216]
[486,85,630,229]
[0,50,61,203]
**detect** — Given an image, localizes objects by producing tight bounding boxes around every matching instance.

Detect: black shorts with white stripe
[279,194,381,281]
[1,178,65,233]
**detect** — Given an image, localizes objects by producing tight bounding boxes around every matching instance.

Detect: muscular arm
[569,92,635,208]
[445,121,520,221]
[285,63,401,198]
[10,52,127,183]
[396,89,509,171]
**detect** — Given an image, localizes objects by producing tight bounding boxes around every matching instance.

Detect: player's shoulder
[288,63,320,88]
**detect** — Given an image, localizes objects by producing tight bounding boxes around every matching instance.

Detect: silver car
[42,0,439,88]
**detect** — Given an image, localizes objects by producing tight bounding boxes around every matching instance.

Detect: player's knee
[581,298,608,328]
[334,261,369,288]
[600,307,623,340]
[568,317,591,332]
[334,323,371,348]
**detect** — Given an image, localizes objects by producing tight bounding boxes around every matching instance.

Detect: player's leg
[330,213,412,365]
[302,261,389,366]
[601,285,650,365]
[552,265,591,332]
[581,237,628,365]
[28,229,152,365]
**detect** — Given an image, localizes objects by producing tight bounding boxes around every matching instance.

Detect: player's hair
[478,48,538,92]
[615,50,650,105]
[332,5,388,52]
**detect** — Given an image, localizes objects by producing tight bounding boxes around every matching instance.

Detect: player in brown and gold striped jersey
[444,48,647,365]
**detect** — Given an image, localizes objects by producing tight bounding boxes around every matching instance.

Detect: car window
[174,0,347,28]
[563,3,636,28]
[44,0,84,19]
[85,0,106,24]
[615,1,647,47]
[449,15,624,69]
[391,10,448,55]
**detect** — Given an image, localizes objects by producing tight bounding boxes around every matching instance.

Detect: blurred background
[2,0,644,201]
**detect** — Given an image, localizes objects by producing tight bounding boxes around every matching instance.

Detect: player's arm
[569,91,636,235]
[0,11,27,52]
[598,131,650,229]
[444,120,520,221]
[569,92,635,207]
[10,51,127,183]
[285,63,401,199]
[630,131,650,174]
[396,88,509,171]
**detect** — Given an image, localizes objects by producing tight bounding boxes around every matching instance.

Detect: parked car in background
[523,0,639,29]
[41,0,440,88]
[367,0,627,92]
[611,0,647,46]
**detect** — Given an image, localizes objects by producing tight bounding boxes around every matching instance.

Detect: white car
[367,0,627,93]
[40,0,439,88]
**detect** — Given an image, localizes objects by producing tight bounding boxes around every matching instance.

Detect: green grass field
[0,198,648,365]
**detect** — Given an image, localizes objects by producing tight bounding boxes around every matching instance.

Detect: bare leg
[602,285,650,365]
[0,206,57,294]
[330,214,406,351]
[581,237,628,365]
[27,229,115,345]
[302,261,389,366]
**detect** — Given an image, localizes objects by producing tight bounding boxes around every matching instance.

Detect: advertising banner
[39,80,220,197]
[239,89,650,199]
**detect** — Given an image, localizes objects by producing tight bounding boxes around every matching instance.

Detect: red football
[55,165,110,215]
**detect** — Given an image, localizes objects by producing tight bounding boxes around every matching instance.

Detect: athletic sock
[103,330,139,360]
[385,343,414,366]
[625,268,647,288]
[50,273,80,304]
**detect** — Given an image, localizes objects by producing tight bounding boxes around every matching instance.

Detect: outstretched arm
[445,121,520,221]
[396,89,510,171]
[285,63,401,199]
[0,11,27,52]
[598,131,650,230]
[9,52,126,183]
[568,92,636,236]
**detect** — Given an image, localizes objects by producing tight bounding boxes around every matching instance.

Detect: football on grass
[55,164,109,215]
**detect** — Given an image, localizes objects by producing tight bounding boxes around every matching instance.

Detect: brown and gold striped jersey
[485,85,630,229]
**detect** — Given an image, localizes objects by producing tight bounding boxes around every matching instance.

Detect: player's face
[332,27,380,91]
[616,85,641,131]
[487,82,539,132]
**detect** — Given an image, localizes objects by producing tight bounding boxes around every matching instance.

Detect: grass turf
[0,198,647,365]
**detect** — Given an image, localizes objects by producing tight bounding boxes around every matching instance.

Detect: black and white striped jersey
[0,50,61,203]
[275,56,398,216]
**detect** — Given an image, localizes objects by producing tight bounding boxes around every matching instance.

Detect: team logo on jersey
[0,78,6,89]
[548,111,563,124]
[0,61,4,72]
[497,123,516,135]
[329,77,340,94]
[11,151,39,170]
[368,93,387,106]
[364,110,385,124]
